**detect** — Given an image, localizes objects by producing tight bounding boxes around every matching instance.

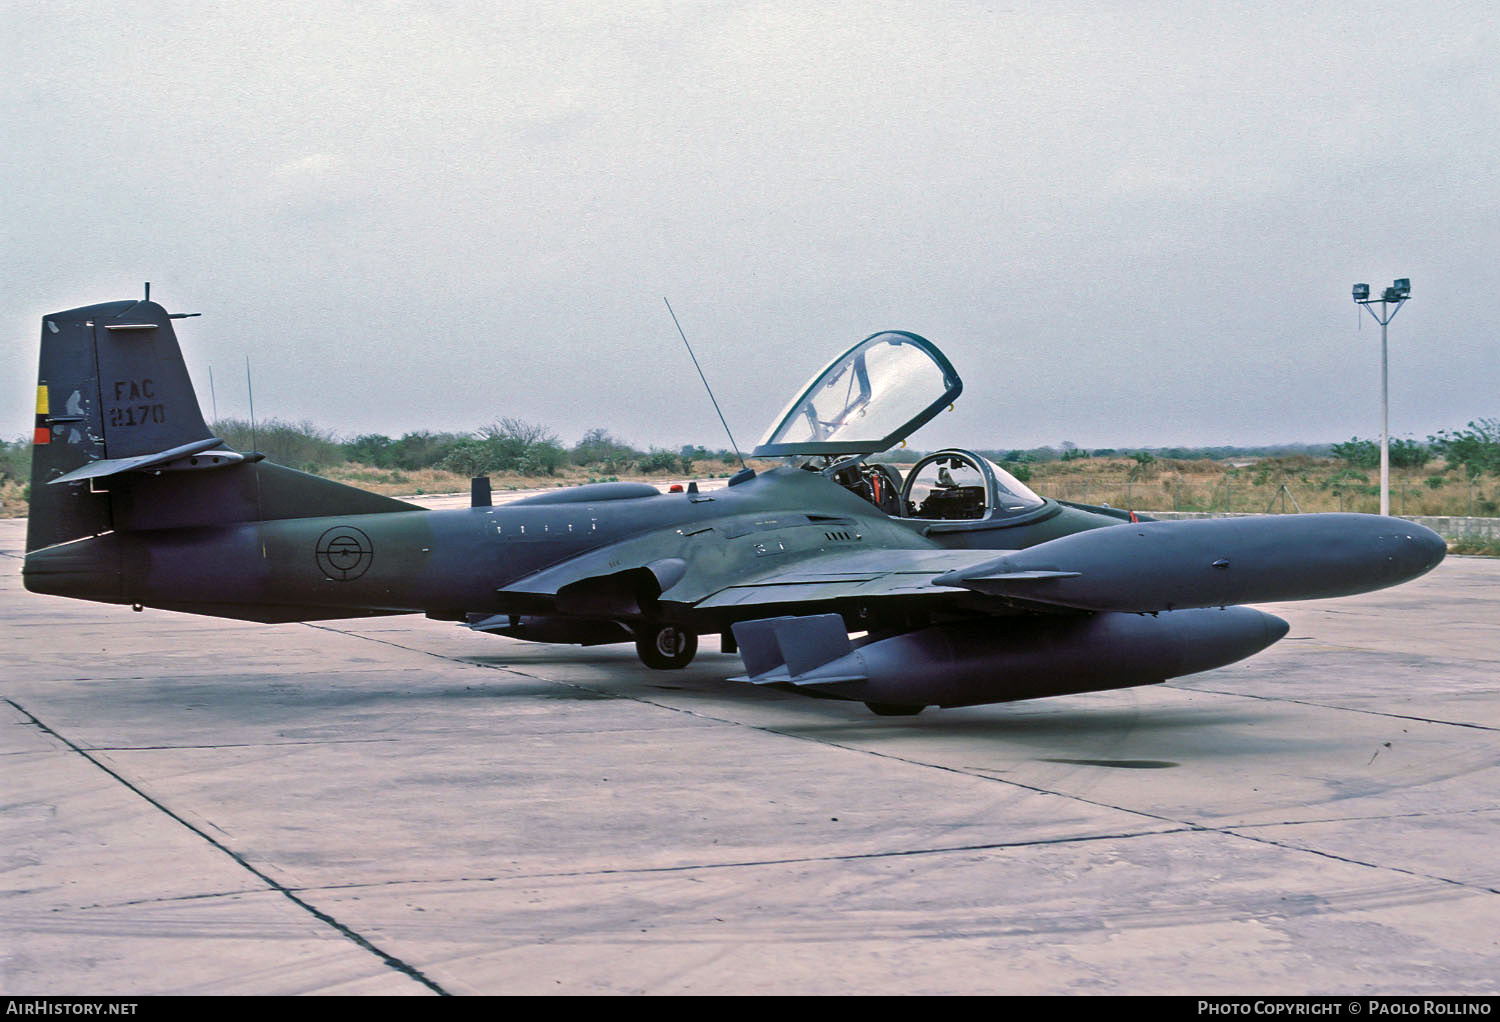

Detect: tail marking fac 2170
[22,293,1447,716]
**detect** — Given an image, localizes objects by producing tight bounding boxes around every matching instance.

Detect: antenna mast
[247,357,263,521]
[664,298,747,471]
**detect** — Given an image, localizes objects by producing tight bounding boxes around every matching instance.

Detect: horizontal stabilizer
[48,438,243,485]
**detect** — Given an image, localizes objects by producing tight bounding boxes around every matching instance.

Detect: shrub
[1332,438,1379,469]
[344,433,395,466]
[637,448,681,473]
[1431,419,1500,478]
[366,431,470,471]
[0,437,30,484]
[212,418,344,471]
[573,428,636,466]
[481,419,564,475]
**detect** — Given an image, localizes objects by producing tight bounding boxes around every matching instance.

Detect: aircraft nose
[1412,522,1448,571]
[1380,518,1447,581]
[1263,610,1291,644]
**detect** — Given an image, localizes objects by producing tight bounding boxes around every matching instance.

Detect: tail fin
[29,299,206,550]
[28,297,414,553]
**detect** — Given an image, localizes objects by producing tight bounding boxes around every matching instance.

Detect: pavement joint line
[1265,635,1500,666]
[1223,827,1500,899]
[836,740,1500,897]
[311,826,1195,883]
[77,739,404,751]
[80,826,1204,903]
[1168,682,1500,731]
[78,810,1499,907]
[5,696,452,997]
[1226,804,1500,829]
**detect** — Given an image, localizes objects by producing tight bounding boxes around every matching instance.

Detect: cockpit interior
[829,450,1044,522]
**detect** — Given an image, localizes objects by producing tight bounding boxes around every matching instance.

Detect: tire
[636,623,698,669]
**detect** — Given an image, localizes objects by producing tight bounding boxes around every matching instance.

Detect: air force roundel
[315,526,374,581]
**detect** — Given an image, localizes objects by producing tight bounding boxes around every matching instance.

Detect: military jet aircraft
[23,296,1447,715]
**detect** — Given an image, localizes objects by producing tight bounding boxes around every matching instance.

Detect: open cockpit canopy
[752,331,962,458]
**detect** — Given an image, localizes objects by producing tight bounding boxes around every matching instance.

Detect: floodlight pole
[1351,280,1411,517]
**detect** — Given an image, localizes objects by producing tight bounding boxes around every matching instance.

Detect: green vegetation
[0,419,745,518]
[1,435,30,516]
[572,428,636,473]
[0,436,27,484]
[1332,436,1430,470]
[344,431,470,472]
[6,420,1500,537]
[441,419,567,477]
[1015,450,1500,518]
[1449,536,1500,557]
[212,418,343,474]
[1430,419,1500,480]
[203,419,735,482]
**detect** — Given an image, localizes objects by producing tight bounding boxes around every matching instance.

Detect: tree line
[4,418,1499,491]
[202,419,733,477]
[1326,420,1500,478]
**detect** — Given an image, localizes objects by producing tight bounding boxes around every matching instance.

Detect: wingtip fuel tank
[733,607,1290,710]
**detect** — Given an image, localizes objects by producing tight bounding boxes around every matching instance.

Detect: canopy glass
[753,331,962,457]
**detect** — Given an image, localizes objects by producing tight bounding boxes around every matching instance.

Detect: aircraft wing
[496,540,1038,620]
[685,548,1024,611]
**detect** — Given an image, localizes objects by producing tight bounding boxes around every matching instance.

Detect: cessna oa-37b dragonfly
[24,297,1446,715]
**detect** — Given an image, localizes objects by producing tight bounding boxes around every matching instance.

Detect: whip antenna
[246,356,257,453]
[664,298,747,471]
[247,357,264,522]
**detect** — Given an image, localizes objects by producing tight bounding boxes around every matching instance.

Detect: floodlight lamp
[1352,283,1370,301]
[1393,278,1411,297]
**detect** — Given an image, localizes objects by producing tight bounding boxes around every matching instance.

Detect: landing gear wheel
[636,623,698,670]
[864,702,926,717]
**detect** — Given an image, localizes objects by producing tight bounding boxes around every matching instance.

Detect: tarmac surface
[2,508,1498,995]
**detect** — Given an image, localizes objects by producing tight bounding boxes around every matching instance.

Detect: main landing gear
[635,622,698,669]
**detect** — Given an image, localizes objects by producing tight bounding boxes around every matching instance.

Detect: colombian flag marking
[34,384,50,445]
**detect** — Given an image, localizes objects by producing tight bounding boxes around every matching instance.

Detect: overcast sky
[5,1,1497,455]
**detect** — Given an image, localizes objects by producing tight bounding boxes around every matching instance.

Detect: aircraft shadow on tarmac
[444,641,1298,751]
